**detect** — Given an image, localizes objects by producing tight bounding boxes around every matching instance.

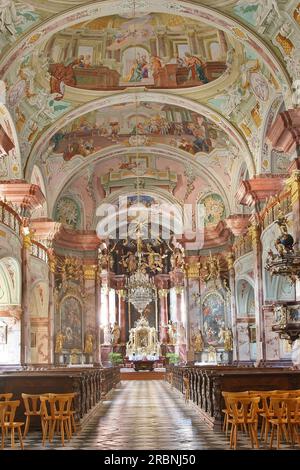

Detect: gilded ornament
[83,264,97,280]
[186,263,200,278]
[286,171,300,206]
[158,288,168,298]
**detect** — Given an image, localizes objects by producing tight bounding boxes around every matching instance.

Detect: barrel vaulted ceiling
[0,0,299,236]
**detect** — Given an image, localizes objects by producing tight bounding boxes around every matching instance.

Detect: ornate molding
[236,177,284,207]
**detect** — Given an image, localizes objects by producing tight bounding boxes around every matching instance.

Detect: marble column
[20,236,31,365]
[248,222,265,365]
[117,289,127,344]
[83,264,97,363]
[227,252,238,362]
[95,272,102,365]
[158,289,168,343]
[48,268,55,365]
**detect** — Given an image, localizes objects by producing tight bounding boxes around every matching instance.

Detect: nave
[24,381,229,450]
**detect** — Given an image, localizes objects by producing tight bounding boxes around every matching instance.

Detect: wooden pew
[167,365,300,429]
[0,366,120,429]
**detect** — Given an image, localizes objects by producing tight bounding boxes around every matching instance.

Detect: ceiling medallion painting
[50,103,229,161]
[45,13,228,95]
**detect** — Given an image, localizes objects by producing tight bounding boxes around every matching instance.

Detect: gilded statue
[55,332,65,353]
[208,345,217,362]
[224,328,233,352]
[167,321,177,345]
[202,253,220,283]
[84,334,93,354]
[274,210,294,255]
[192,328,204,352]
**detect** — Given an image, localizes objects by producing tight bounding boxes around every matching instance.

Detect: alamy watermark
[96,196,206,250]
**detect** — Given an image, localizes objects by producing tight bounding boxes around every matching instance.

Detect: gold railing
[0,201,21,236]
[31,240,48,263]
[260,190,292,232]
[233,232,252,259]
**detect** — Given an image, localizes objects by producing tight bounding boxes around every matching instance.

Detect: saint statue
[224,328,233,352]
[84,334,93,354]
[55,332,65,353]
[111,322,121,344]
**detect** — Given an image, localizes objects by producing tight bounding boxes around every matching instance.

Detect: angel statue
[274,210,294,255]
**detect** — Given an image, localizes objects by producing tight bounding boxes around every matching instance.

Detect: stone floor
[16,381,299,450]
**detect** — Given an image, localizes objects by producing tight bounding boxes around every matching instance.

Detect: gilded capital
[117,289,126,298]
[158,288,168,298]
[83,264,97,280]
[174,286,184,295]
[286,170,300,206]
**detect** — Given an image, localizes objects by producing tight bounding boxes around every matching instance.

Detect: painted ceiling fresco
[45,13,228,94]
[50,102,229,160]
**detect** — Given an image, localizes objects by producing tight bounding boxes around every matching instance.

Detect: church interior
[1,0,300,452]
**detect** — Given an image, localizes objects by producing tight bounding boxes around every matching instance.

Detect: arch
[0,257,21,306]
[96,187,184,240]
[26,91,255,179]
[236,278,255,317]
[45,144,237,217]
[29,280,49,318]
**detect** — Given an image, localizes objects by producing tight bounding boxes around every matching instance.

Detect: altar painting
[60,296,83,350]
[202,292,225,346]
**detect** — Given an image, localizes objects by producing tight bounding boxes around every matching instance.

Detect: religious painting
[44,13,227,95]
[202,291,225,346]
[0,322,7,344]
[201,194,225,227]
[60,296,83,350]
[50,103,228,161]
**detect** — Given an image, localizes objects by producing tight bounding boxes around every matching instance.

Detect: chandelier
[125,227,157,314]
[126,267,156,314]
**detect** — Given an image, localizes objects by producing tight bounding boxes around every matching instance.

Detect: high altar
[126,316,161,359]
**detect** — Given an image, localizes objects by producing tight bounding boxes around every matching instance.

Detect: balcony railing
[0,201,21,236]
[31,240,48,264]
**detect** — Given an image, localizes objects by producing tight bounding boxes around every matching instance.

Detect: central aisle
[69,380,228,450]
